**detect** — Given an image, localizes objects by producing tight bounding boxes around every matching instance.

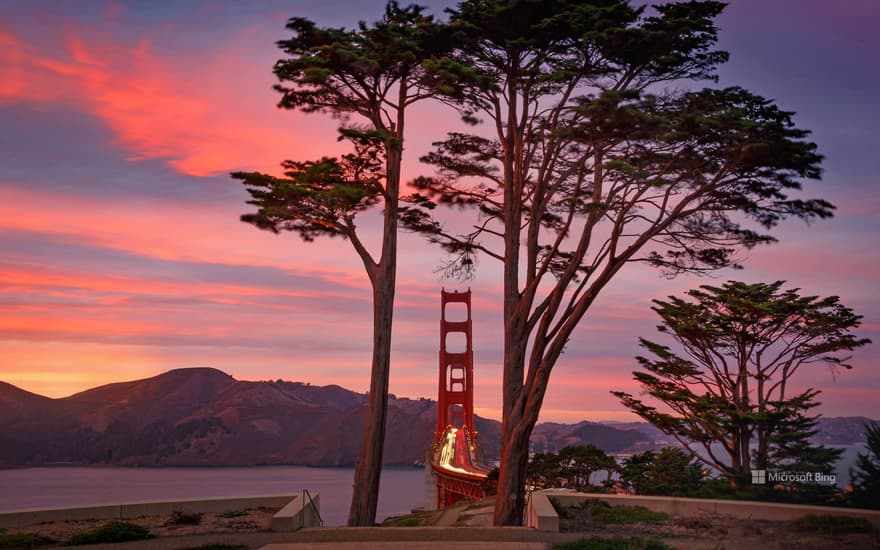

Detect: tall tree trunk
[347,140,401,526]
[347,260,395,525]
[494,412,531,525]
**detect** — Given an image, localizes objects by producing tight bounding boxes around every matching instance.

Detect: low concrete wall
[526,490,880,532]
[525,489,559,532]
[0,494,296,529]
[270,492,321,531]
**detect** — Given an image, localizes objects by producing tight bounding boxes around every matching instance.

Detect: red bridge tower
[437,289,476,439]
[427,289,489,509]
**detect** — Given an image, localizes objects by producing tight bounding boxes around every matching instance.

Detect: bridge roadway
[432,426,491,503]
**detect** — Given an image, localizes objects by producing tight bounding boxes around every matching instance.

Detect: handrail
[301,488,323,528]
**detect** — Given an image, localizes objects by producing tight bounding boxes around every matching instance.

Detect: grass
[588,502,669,525]
[65,521,154,545]
[379,510,439,527]
[462,499,490,512]
[0,532,56,548]
[555,499,669,525]
[219,509,250,519]
[790,514,876,535]
[553,536,676,550]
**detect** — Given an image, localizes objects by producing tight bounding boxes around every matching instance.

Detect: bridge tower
[425,288,488,510]
[436,289,475,441]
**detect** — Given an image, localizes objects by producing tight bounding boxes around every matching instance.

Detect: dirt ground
[3,507,278,543]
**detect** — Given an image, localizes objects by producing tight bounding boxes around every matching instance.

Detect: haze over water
[0,466,425,526]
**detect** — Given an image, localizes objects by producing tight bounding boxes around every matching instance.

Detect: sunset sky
[1,0,877,423]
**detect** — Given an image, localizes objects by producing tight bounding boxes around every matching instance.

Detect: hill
[0,368,871,467]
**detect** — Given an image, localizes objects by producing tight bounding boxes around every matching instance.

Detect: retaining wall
[0,494,297,529]
[526,489,880,532]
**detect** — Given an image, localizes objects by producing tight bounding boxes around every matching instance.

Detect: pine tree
[850,421,880,509]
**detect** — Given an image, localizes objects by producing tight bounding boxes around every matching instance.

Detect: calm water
[0,466,426,526]
[0,445,865,523]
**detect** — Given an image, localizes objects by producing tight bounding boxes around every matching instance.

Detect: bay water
[0,466,425,526]
[0,444,866,525]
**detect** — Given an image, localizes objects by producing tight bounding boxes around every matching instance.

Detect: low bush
[65,521,153,545]
[219,509,250,519]
[586,501,668,524]
[168,509,203,525]
[379,510,438,527]
[0,532,56,548]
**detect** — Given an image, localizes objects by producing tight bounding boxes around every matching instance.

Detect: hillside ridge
[0,368,871,467]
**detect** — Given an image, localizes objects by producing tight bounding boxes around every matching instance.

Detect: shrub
[0,532,56,548]
[850,421,880,509]
[220,509,250,519]
[619,448,704,496]
[586,501,668,524]
[168,509,203,525]
[379,510,438,527]
[65,521,153,545]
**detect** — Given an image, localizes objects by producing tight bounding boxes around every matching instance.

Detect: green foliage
[233,1,463,527]
[0,532,56,548]
[619,447,704,496]
[528,445,616,490]
[557,500,668,525]
[791,514,876,535]
[379,510,438,527]
[482,466,499,495]
[219,509,250,519]
[399,1,838,526]
[587,501,669,524]
[553,536,675,550]
[614,281,869,484]
[850,421,880,509]
[168,509,203,525]
[65,521,153,545]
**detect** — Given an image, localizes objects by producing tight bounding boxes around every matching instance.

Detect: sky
[1,0,878,423]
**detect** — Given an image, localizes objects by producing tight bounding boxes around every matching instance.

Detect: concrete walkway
[261,542,547,550]
[63,526,587,549]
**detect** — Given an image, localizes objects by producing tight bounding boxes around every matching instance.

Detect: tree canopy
[231,2,454,525]
[850,421,880,509]
[400,0,834,524]
[527,444,617,490]
[613,281,870,485]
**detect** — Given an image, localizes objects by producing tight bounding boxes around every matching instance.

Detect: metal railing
[301,488,323,528]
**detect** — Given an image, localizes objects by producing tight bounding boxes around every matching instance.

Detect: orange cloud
[0,22,342,176]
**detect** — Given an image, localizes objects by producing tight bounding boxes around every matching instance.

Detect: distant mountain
[530,421,650,454]
[0,368,872,467]
[813,416,877,445]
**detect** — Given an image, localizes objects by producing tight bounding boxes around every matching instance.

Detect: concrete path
[261,542,548,549]
[65,526,586,550]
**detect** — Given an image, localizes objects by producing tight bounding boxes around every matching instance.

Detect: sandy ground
[3,506,277,542]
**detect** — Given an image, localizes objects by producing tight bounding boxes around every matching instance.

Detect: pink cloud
[0,21,342,177]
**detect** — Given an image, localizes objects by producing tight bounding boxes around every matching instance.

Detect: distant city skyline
[1,0,877,422]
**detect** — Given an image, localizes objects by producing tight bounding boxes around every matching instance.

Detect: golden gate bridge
[426,289,491,508]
